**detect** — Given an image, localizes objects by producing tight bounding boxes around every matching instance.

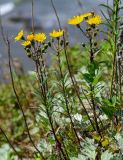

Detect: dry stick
[7,39,45,160]
[0,15,7,45]
[0,15,43,158]
[1,7,44,159]
[0,14,44,160]
[50,0,95,130]
[0,127,22,159]
[57,39,81,147]
[76,0,83,10]
[31,0,35,34]
[1,13,23,83]
[0,12,33,120]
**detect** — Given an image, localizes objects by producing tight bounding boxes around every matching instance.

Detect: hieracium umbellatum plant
[0,0,123,159]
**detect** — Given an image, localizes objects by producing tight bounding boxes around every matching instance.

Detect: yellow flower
[80,12,93,19]
[34,33,46,42]
[49,29,64,38]
[21,41,31,47]
[101,138,109,147]
[86,15,102,25]
[27,34,34,41]
[68,15,84,25]
[15,30,24,41]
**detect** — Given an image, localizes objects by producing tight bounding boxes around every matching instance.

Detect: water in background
[0,0,109,70]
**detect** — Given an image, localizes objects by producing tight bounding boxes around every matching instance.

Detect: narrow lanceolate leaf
[100,4,113,12]
[100,10,112,26]
[92,74,102,86]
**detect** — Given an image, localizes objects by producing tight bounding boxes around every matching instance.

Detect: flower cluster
[15,29,64,48]
[68,12,102,26]
[15,12,101,49]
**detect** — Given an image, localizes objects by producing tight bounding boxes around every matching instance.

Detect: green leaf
[101,106,116,118]
[100,4,113,12]
[92,74,102,86]
[83,73,94,84]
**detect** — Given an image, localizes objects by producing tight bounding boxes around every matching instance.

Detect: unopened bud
[27,52,32,58]
[60,40,64,46]
[86,27,91,32]
[44,44,48,50]
[76,24,80,28]
[42,48,45,53]
[82,43,86,47]
[96,28,99,32]
[66,41,69,46]
[94,32,97,37]
[48,41,51,47]
[94,42,97,46]
[91,24,96,29]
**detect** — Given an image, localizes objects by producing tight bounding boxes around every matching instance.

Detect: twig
[31,0,35,33]
[0,127,22,159]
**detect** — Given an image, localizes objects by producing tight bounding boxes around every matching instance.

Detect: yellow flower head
[86,15,102,25]
[49,29,64,38]
[68,15,84,25]
[80,12,93,19]
[15,30,24,41]
[27,34,34,41]
[21,41,31,47]
[34,33,46,42]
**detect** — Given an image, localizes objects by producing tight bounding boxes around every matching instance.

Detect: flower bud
[51,38,54,42]
[86,27,91,32]
[82,43,86,47]
[96,28,99,32]
[66,41,69,46]
[94,42,97,46]
[27,52,32,58]
[94,32,97,37]
[60,40,64,46]
[48,41,51,47]
[44,44,48,50]
[76,24,80,28]
[91,24,95,29]
[42,48,46,53]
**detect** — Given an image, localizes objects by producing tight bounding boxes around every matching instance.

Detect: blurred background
[0,0,106,72]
